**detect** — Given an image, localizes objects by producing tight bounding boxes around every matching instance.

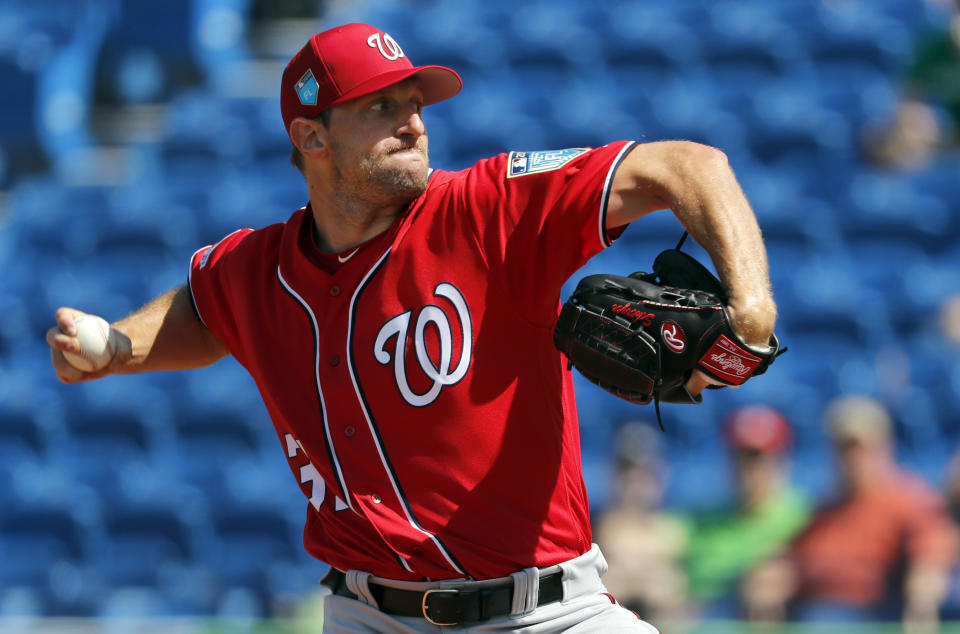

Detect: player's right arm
[47,284,228,384]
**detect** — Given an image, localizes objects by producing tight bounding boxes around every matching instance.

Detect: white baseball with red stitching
[62,314,115,372]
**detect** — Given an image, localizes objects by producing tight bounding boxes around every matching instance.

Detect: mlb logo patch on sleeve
[507,148,589,178]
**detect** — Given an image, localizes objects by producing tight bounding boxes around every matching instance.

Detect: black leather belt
[321,568,564,626]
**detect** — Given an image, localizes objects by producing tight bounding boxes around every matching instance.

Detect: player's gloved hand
[46,308,125,384]
[685,295,779,398]
[553,248,784,416]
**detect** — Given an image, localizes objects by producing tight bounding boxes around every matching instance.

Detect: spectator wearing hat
[750,395,958,629]
[681,405,810,621]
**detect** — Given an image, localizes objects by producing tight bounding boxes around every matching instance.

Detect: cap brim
[329,65,462,109]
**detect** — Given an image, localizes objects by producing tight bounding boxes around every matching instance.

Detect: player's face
[326,79,430,206]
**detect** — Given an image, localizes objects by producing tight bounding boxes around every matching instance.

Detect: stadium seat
[195,505,302,611]
[94,0,201,106]
[0,505,86,591]
[816,64,899,128]
[0,56,43,186]
[663,442,732,511]
[94,506,192,588]
[844,168,953,250]
[0,405,49,468]
[96,588,175,621]
[170,404,274,505]
[190,0,254,81]
[806,14,909,77]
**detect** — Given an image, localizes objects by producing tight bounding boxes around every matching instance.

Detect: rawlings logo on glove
[553,248,783,423]
[700,335,763,383]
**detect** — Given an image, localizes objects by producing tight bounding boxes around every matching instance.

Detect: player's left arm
[606,140,776,350]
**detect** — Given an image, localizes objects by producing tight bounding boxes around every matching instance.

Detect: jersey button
[372,494,382,504]
[329,285,341,297]
[330,355,340,367]
[344,425,355,437]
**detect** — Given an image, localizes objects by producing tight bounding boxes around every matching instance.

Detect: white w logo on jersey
[374,283,472,407]
[366,32,405,61]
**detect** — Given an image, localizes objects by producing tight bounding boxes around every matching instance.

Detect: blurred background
[1,0,960,632]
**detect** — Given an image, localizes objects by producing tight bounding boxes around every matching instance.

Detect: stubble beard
[333,142,430,211]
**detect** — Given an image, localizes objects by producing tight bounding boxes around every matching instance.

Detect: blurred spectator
[940,293,960,346]
[681,406,810,622]
[862,99,942,170]
[863,0,960,169]
[747,395,958,630]
[593,422,688,622]
[938,425,960,621]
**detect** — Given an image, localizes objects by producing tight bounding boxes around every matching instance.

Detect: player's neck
[308,193,404,253]
[305,167,423,252]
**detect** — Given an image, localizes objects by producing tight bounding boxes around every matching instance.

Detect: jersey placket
[285,247,466,580]
[342,248,468,579]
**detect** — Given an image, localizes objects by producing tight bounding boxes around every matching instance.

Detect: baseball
[62,314,115,372]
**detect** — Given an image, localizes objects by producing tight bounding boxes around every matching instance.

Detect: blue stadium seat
[661,395,724,451]
[0,505,86,590]
[816,64,898,127]
[406,5,505,74]
[0,277,34,356]
[94,506,193,588]
[0,55,43,185]
[190,0,254,81]
[844,239,943,333]
[178,358,269,424]
[844,168,953,250]
[780,333,867,398]
[94,0,201,105]
[580,453,615,514]
[906,154,960,248]
[193,506,301,615]
[171,408,271,503]
[0,405,49,468]
[601,2,701,88]
[646,78,749,154]
[15,185,113,257]
[97,588,176,620]
[663,442,732,511]
[871,0,949,28]
[51,392,166,498]
[805,13,909,77]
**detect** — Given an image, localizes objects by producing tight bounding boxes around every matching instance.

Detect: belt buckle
[422,588,459,626]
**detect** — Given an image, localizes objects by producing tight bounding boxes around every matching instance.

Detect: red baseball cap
[280,23,462,138]
[723,406,792,454]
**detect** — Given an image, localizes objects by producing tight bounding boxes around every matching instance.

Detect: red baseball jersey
[189,141,637,580]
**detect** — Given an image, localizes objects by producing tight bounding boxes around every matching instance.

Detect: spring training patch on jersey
[507,148,589,178]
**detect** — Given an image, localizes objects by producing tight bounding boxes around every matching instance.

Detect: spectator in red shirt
[746,395,957,628]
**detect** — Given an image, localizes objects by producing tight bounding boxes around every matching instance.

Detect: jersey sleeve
[460,141,637,322]
[188,228,256,359]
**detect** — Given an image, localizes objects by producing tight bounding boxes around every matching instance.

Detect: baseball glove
[554,248,782,423]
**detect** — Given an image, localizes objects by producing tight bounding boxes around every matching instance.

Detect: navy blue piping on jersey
[346,246,469,578]
[599,140,639,248]
[277,267,352,510]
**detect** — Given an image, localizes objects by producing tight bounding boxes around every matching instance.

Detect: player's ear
[289,117,328,160]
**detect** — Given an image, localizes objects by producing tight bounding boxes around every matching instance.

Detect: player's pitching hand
[46,307,127,383]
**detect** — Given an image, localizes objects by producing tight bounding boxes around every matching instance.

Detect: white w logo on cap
[367,32,405,61]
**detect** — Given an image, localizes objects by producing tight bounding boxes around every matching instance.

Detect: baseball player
[47,23,777,632]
